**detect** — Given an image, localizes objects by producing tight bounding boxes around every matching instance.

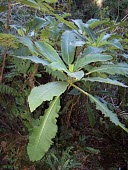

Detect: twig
[117,0,120,19]
[0,1,12,82]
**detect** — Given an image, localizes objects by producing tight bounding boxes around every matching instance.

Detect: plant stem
[70,83,89,96]
[0,1,12,82]
[117,0,120,18]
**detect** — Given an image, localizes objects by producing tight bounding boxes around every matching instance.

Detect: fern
[45,66,67,81]
[13,57,31,74]
[0,33,18,48]
[0,83,18,96]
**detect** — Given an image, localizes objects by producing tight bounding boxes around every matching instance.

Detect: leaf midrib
[30,82,60,105]
[87,65,128,75]
[33,97,58,154]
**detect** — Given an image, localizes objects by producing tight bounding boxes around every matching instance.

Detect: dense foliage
[0,0,128,169]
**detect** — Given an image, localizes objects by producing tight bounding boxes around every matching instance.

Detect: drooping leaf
[15,0,39,9]
[28,81,68,112]
[70,40,85,46]
[86,19,108,29]
[37,2,54,12]
[109,39,123,50]
[35,41,63,63]
[86,102,96,128]
[54,14,77,30]
[14,56,50,66]
[18,36,37,55]
[67,70,84,80]
[49,62,67,71]
[61,30,76,66]
[121,53,128,59]
[75,54,112,71]
[88,94,128,132]
[83,77,128,87]
[99,39,123,50]
[86,63,128,76]
[82,46,104,56]
[84,24,96,42]
[27,16,47,32]
[96,33,112,47]
[27,97,60,161]
[101,34,112,41]
[72,19,85,33]
[15,0,54,11]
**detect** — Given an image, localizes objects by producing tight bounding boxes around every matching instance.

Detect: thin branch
[0,1,12,82]
[70,83,89,96]
[0,49,7,82]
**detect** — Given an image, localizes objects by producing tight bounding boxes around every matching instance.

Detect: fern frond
[13,57,31,74]
[45,66,67,81]
[0,84,18,96]
[0,33,18,48]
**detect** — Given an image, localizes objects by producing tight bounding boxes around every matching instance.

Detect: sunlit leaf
[28,81,68,112]
[83,77,128,87]
[61,30,76,65]
[27,97,60,161]
[75,54,112,70]
[86,63,128,76]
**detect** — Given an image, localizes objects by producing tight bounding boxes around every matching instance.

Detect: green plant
[42,146,81,170]
[11,17,128,162]
[2,148,20,170]
[1,0,128,164]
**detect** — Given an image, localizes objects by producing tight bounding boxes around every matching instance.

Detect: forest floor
[0,95,128,170]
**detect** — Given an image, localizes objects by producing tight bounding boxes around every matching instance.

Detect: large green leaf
[28,81,68,112]
[83,77,128,87]
[72,19,85,33]
[35,41,63,63]
[82,46,104,56]
[109,39,123,50]
[61,31,76,66]
[75,54,112,71]
[15,0,54,11]
[27,16,47,32]
[45,66,68,81]
[86,19,108,29]
[27,97,60,161]
[67,70,84,80]
[84,24,96,42]
[98,39,123,50]
[86,63,128,76]
[18,37,37,55]
[88,94,128,132]
[49,62,68,72]
[15,0,39,9]
[15,56,50,66]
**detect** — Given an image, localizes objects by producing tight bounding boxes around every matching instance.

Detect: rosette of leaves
[14,19,128,162]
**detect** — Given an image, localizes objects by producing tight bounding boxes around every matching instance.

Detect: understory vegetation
[0,0,128,169]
